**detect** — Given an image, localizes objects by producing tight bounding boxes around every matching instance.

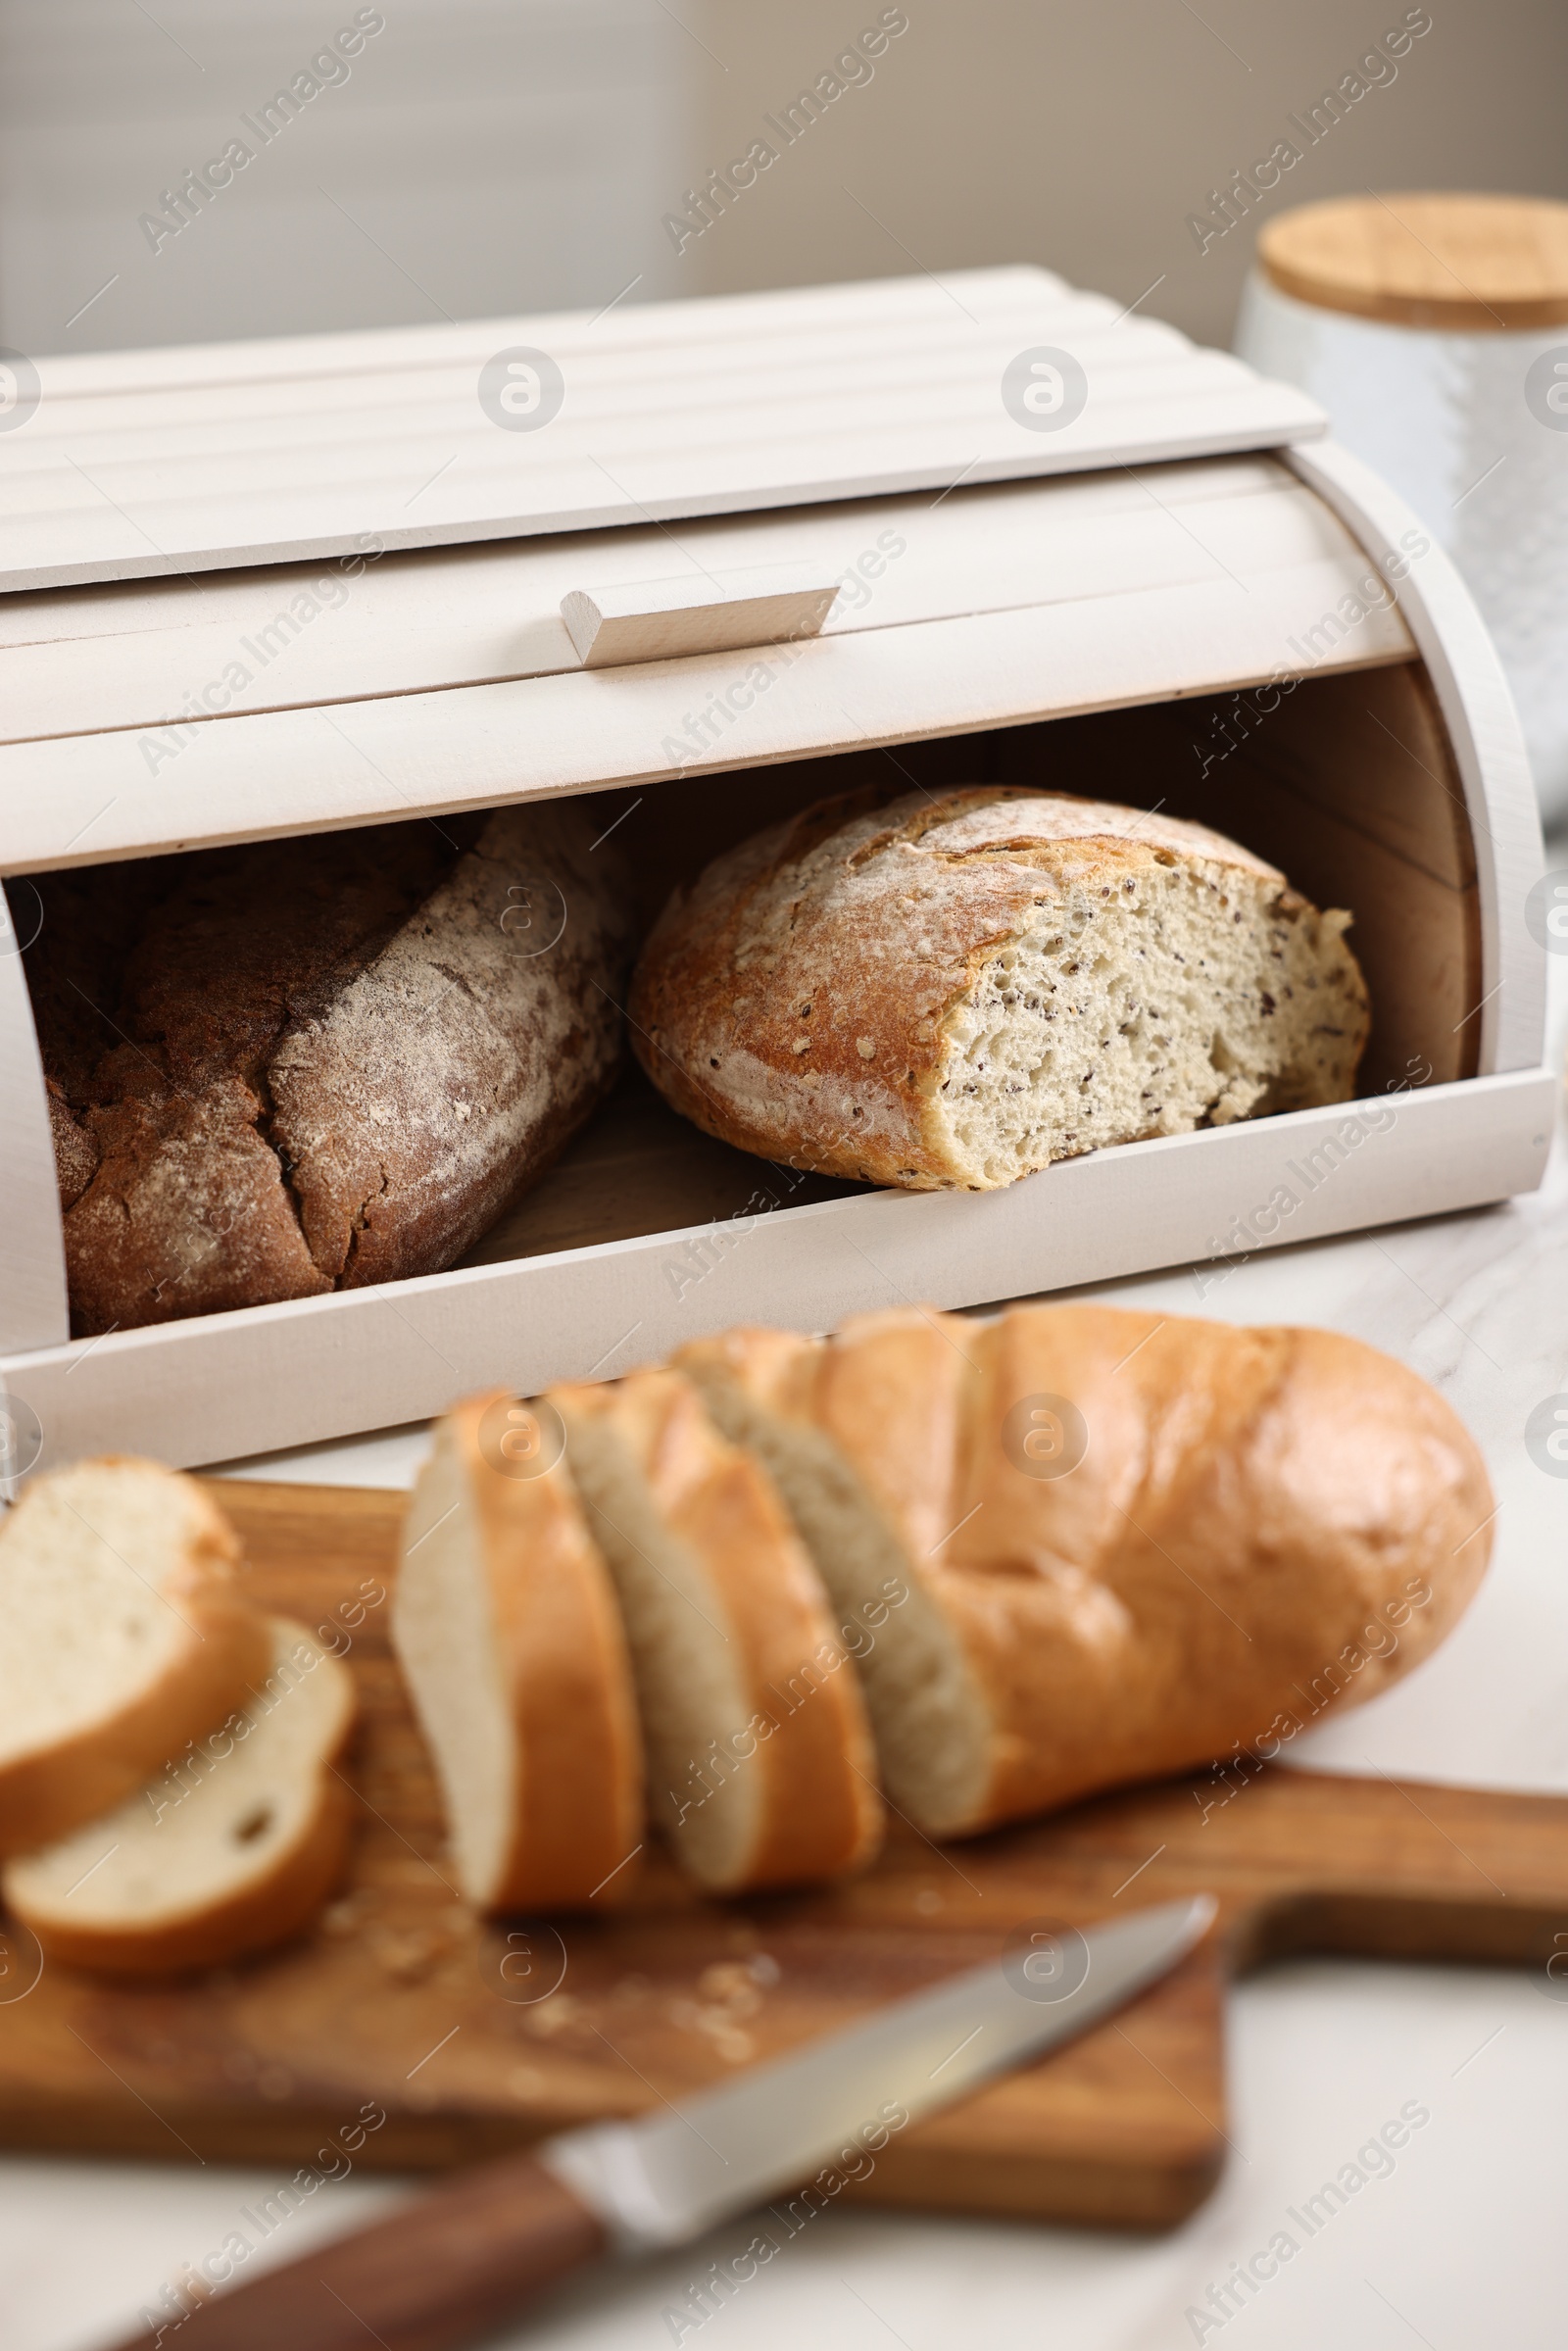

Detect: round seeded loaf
[34,801,632,1333]
[630,784,1370,1190]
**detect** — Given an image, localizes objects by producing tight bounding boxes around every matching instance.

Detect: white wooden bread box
[0,266,1551,1476]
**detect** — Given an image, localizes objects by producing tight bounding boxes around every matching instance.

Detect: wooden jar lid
[1257,193,1568,331]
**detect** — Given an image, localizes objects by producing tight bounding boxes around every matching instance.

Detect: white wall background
[6,0,1566,364]
[0,0,696,356]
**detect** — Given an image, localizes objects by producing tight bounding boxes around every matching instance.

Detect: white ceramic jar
[1236,193,1568,824]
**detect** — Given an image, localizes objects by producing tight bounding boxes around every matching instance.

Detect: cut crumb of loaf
[0,1458,272,1858]
[682,1303,1494,1840]
[676,1326,996,1837]
[393,1392,644,1912]
[4,1618,356,1975]
[549,1369,883,1893]
[630,786,1371,1191]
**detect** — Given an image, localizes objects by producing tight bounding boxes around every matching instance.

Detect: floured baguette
[549,1369,883,1892]
[4,1618,355,1974]
[394,1392,644,1911]
[0,1458,271,1858]
[632,785,1370,1190]
[677,1303,1493,1838]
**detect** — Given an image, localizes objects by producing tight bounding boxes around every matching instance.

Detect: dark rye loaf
[33,802,631,1335]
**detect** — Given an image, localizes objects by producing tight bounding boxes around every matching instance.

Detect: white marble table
[8,920,1568,2351]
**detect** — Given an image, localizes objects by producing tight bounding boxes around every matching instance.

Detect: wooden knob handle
[109,2152,608,2351]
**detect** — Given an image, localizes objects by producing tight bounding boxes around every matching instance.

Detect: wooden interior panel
[1008,664,1476,894]
[459,1064,858,1274]
[1214,661,1476,892]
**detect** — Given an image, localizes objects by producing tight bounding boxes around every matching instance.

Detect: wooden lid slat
[0,267,1323,593]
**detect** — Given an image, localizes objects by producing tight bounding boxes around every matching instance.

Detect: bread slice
[676,1320,996,1837]
[4,1618,356,1974]
[393,1391,644,1911]
[549,1369,883,1891]
[0,1458,273,1858]
[680,1303,1494,1839]
[631,785,1370,1190]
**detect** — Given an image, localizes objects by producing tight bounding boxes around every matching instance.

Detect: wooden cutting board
[2,1479,1565,2231]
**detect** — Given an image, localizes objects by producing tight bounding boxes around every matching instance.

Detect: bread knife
[110,1893,1214,2351]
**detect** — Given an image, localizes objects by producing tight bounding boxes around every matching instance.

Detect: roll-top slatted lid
[3,266,1324,593]
[0,455,1414,873]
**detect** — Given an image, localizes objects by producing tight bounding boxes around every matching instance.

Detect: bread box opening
[441,654,1481,1281]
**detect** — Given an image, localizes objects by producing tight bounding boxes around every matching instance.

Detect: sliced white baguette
[0,1457,272,1858]
[394,1391,644,1912]
[4,1618,355,1974]
[548,1368,883,1892]
[678,1306,1494,1841]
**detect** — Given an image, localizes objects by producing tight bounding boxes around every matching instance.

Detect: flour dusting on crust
[34,805,631,1333]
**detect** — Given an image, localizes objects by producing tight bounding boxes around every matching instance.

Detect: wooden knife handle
[110,2152,609,2351]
